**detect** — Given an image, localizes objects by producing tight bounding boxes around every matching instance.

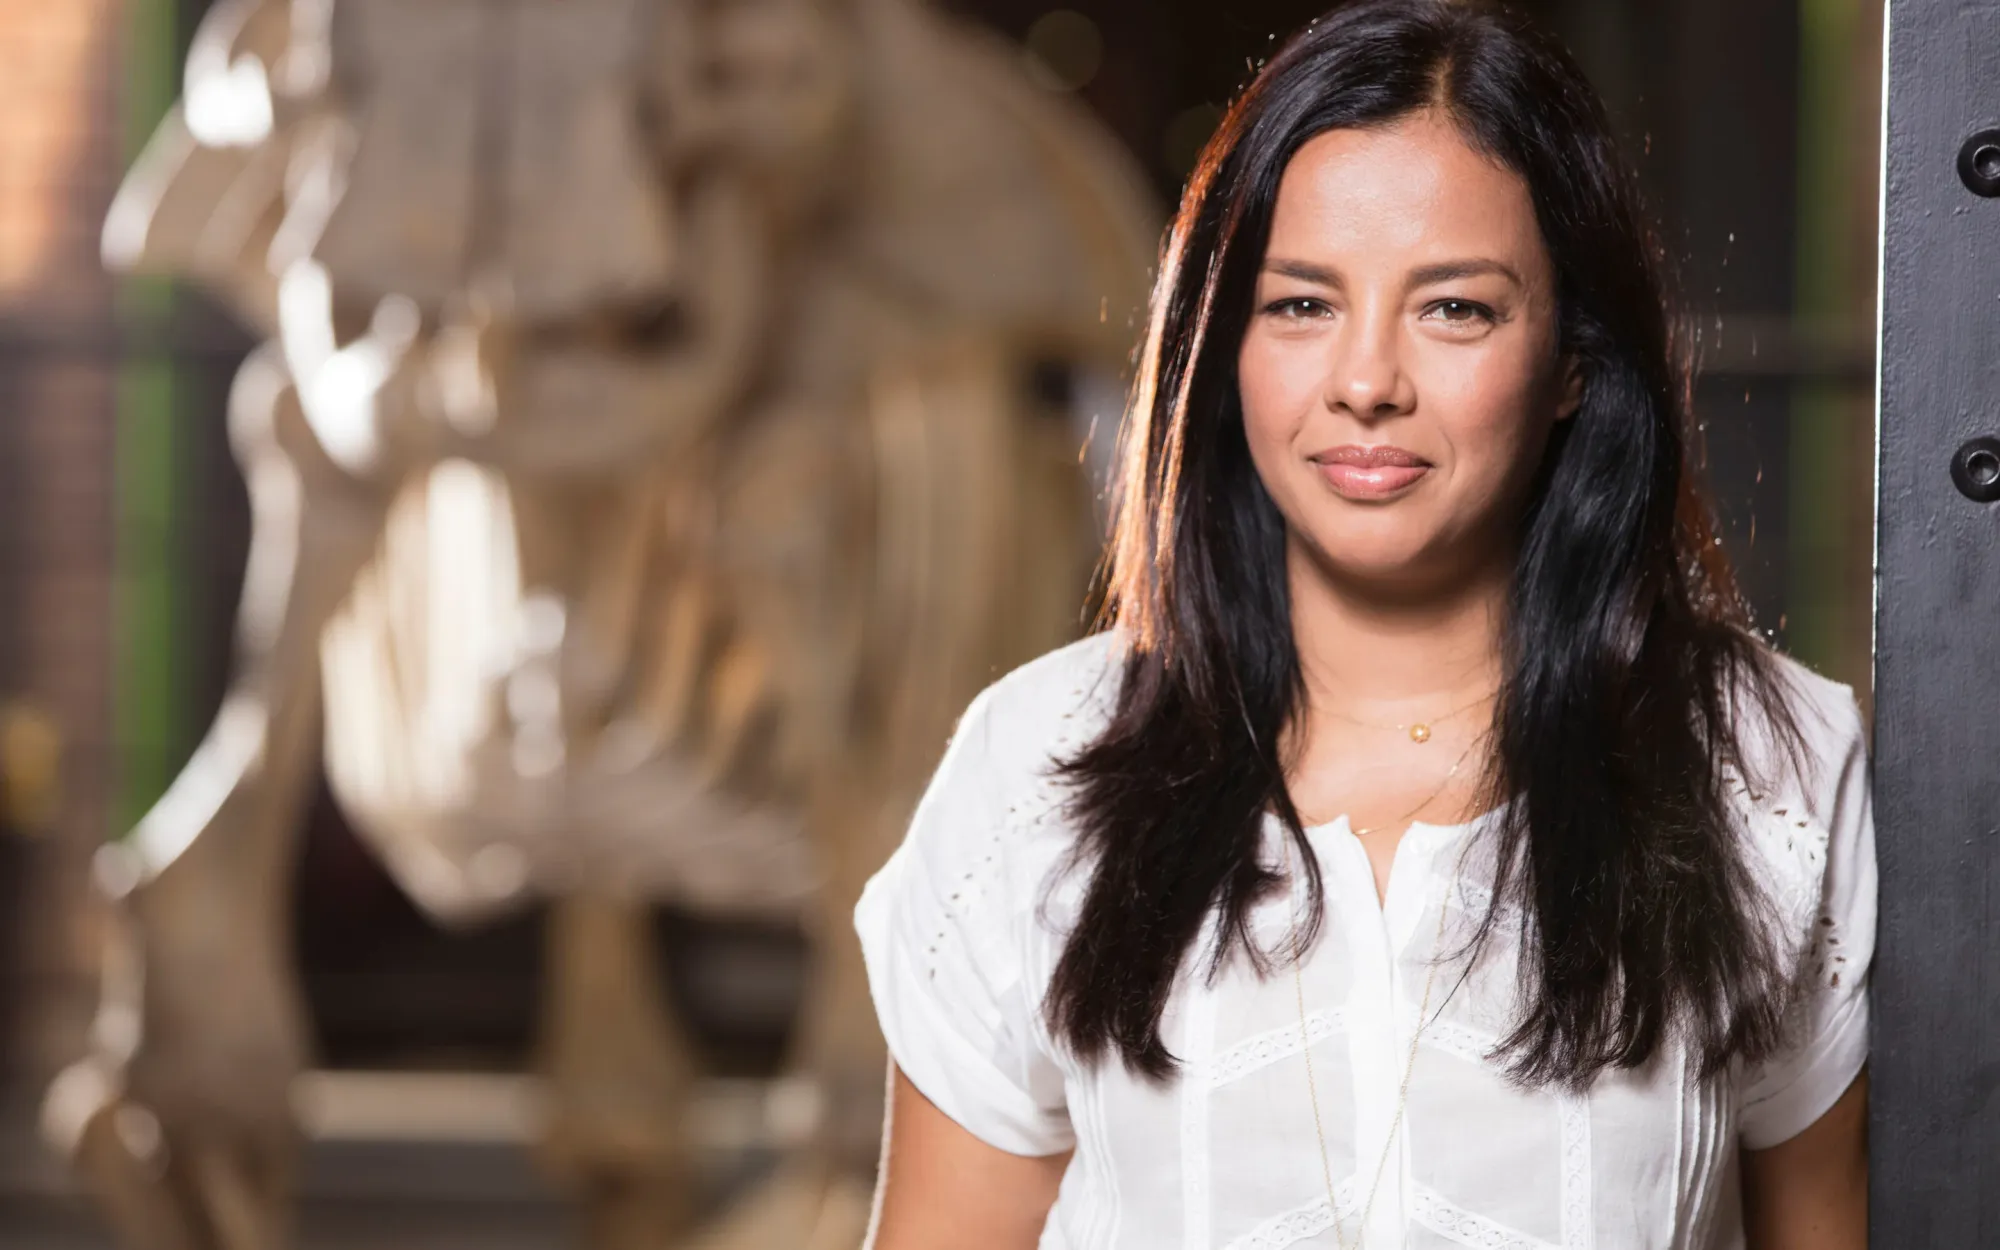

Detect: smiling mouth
[1308,444,1433,499]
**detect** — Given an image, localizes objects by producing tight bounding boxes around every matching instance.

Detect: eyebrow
[1263,257,1525,289]
[1409,258,1524,287]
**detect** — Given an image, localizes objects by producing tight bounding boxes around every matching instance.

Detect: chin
[1295,527,1440,589]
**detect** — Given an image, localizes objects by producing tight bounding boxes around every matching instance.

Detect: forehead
[1265,112,1546,272]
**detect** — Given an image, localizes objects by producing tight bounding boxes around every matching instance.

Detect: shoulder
[903,631,1126,886]
[1767,649,1866,756]
[900,630,1125,854]
[1731,644,1868,822]
[967,630,1127,770]
[1728,655,1877,1141]
[1726,645,1875,948]
[859,634,1125,960]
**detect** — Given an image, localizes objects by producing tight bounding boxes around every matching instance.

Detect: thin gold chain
[1319,688,1495,738]
[1282,776,1466,1247]
[1332,735,1480,837]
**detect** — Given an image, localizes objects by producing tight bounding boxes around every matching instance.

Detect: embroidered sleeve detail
[1742,799,1833,960]
[853,684,1075,1156]
[1734,683,1875,1150]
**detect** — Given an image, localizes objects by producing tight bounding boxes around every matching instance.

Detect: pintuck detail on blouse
[855,632,1877,1250]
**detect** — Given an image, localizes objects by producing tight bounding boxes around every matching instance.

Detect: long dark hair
[1048,0,1803,1090]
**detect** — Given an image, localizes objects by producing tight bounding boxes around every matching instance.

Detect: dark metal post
[1873,0,2000,1239]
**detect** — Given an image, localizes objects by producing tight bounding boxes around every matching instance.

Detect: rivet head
[1951,436,2000,503]
[1408,723,1431,744]
[1959,129,2000,197]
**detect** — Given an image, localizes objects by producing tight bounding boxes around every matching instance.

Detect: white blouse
[856,633,1875,1250]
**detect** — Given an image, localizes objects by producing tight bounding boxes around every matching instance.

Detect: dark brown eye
[1428,299,1494,325]
[1267,298,1328,319]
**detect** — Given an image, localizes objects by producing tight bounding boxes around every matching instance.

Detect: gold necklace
[1337,736,1480,837]
[1280,747,1476,1247]
[1321,688,1494,745]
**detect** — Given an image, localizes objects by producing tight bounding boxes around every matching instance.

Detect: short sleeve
[853,686,1075,1156]
[1738,685,1877,1150]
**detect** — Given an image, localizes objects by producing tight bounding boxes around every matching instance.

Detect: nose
[1322,302,1414,421]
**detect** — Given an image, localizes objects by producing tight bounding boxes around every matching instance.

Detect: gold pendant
[1408,723,1431,743]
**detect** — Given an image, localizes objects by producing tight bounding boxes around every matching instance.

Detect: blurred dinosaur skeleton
[41,0,1154,1246]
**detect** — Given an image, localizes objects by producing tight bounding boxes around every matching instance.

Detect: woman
[855,2,1874,1246]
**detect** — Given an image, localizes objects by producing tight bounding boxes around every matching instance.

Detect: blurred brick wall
[0,0,122,1085]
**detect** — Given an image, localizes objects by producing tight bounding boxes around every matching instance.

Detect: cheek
[1420,348,1556,488]
[1236,333,1320,466]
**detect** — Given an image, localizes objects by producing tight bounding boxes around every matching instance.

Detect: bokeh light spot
[1023,10,1104,93]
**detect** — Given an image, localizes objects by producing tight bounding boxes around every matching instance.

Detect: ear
[1555,356,1584,421]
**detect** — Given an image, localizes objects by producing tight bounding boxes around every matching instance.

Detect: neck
[1286,533,1510,718]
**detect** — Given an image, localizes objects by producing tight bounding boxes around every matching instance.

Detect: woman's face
[1237,111,1578,597]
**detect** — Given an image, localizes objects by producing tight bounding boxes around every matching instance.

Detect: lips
[1308,444,1433,499]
